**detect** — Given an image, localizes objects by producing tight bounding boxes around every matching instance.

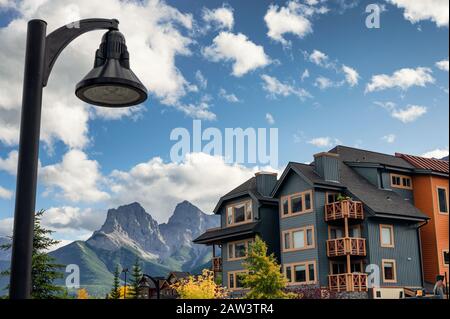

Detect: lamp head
[76,30,147,107]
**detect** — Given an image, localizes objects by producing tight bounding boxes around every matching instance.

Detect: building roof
[396,153,449,174]
[331,145,415,169]
[192,222,259,244]
[213,177,277,214]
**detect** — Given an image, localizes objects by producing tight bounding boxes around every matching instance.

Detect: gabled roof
[330,145,414,170]
[271,162,343,197]
[213,177,277,214]
[396,153,449,175]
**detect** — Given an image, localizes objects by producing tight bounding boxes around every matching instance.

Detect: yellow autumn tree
[172,270,225,299]
[241,236,290,299]
[77,288,89,299]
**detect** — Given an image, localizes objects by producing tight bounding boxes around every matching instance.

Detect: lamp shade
[76,30,147,107]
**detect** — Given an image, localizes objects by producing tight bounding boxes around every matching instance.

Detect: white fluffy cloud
[219,88,240,103]
[42,206,105,233]
[382,134,396,143]
[203,32,271,77]
[0,0,196,148]
[108,152,274,222]
[261,74,312,100]
[0,150,18,175]
[366,67,435,92]
[0,186,12,199]
[265,113,275,125]
[264,1,312,45]
[387,0,449,27]
[421,148,449,159]
[376,102,427,123]
[309,49,329,67]
[436,59,449,72]
[307,137,341,148]
[40,149,109,203]
[314,76,335,90]
[202,6,234,30]
[342,65,360,87]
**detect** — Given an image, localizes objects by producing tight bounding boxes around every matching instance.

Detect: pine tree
[109,266,121,299]
[241,236,289,299]
[0,210,65,299]
[129,258,142,299]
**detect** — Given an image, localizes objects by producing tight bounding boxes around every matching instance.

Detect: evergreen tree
[129,258,142,299]
[0,210,65,299]
[109,266,121,299]
[241,236,289,299]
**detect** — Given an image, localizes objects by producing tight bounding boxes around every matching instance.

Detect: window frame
[325,192,339,204]
[227,239,253,261]
[379,224,395,248]
[437,187,449,215]
[443,249,449,267]
[227,270,248,290]
[328,224,362,239]
[382,259,397,283]
[390,173,413,190]
[279,190,314,218]
[283,260,317,285]
[281,225,315,252]
[225,200,253,227]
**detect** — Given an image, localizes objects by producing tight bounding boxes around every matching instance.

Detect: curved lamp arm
[43,18,119,86]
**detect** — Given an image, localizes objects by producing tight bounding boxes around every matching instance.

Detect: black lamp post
[122,268,129,299]
[10,18,147,299]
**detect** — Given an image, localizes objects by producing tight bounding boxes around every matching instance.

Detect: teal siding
[366,218,422,287]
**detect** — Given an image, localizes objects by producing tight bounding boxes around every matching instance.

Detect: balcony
[325,200,364,222]
[328,273,368,292]
[212,257,222,272]
[327,237,366,257]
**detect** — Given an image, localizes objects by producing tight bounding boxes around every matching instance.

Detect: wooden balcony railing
[325,200,364,221]
[328,273,368,292]
[327,237,366,257]
[212,257,222,272]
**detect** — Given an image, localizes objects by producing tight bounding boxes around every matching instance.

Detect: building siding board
[314,190,330,286]
[353,167,380,188]
[367,217,422,287]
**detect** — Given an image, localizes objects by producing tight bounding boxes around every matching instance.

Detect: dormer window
[390,173,413,190]
[226,200,253,226]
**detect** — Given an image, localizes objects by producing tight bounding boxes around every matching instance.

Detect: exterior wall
[412,174,449,284]
[218,196,280,290]
[275,171,320,286]
[314,154,340,182]
[366,217,423,288]
[353,167,380,188]
[314,189,332,287]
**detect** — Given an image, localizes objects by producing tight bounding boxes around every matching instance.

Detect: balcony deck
[325,200,364,222]
[326,237,366,257]
[328,273,368,292]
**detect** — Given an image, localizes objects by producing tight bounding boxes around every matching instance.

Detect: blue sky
[0,0,448,246]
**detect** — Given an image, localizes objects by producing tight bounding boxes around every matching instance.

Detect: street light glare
[76,30,147,107]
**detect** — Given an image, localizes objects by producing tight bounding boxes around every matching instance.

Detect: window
[329,227,344,239]
[228,271,246,289]
[280,190,314,218]
[437,187,448,214]
[443,250,449,266]
[226,201,252,226]
[350,261,362,273]
[382,259,397,283]
[349,225,361,238]
[228,239,253,260]
[282,226,315,251]
[390,173,412,190]
[380,224,394,248]
[284,261,316,284]
[291,195,303,213]
[282,198,289,215]
[329,225,361,239]
[331,262,346,275]
[326,192,339,204]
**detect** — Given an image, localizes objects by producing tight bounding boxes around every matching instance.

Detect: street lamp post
[122,268,128,299]
[10,18,147,299]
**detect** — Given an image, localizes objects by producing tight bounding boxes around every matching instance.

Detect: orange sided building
[396,153,449,286]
